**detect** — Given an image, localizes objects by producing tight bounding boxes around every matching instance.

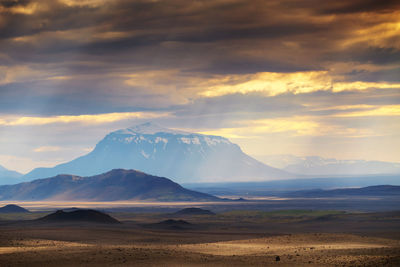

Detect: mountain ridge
[281,185,400,198]
[22,122,293,183]
[256,154,400,176]
[0,165,23,185]
[0,204,29,213]
[0,169,220,202]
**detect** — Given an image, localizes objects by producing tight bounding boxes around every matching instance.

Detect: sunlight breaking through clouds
[0,0,400,170]
[0,112,170,126]
[199,71,400,97]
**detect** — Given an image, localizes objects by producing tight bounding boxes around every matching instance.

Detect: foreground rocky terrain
[0,208,400,266]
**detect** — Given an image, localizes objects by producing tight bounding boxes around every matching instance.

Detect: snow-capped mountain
[256,154,400,176]
[23,123,293,183]
[0,165,22,185]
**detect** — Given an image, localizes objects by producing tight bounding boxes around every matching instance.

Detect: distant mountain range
[0,165,22,185]
[3,124,399,187]
[256,154,400,176]
[21,122,292,183]
[186,175,400,196]
[0,169,219,202]
[280,185,400,198]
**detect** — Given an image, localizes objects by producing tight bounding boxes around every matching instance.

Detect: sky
[0,0,399,173]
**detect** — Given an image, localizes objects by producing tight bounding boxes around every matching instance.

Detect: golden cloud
[333,105,400,117]
[199,115,378,139]
[0,111,170,126]
[0,65,51,85]
[198,117,319,137]
[59,0,107,8]
[339,15,400,49]
[198,71,400,98]
[199,71,332,97]
[0,2,39,14]
[33,146,61,152]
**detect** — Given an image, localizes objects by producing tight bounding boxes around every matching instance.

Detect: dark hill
[62,207,80,212]
[0,169,220,202]
[174,207,215,216]
[38,209,120,224]
[0,204,29,213]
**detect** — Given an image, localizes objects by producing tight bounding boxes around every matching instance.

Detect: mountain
[186,175,400,196]
[281,185,400,198]
[0,204,29,213]
[38,210,120,224]
[0,169,220,201]
[256,154,400,176]
[0,165,22,185]
[23,122,292,183]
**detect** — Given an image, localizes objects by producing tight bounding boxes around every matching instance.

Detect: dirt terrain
[0,208,400,266]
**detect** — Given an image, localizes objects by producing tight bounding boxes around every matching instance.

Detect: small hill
[0,169,220,202]
[62,207,80,212]
[174,207,215,216]
[0,204,29,213]
[38,209,120,224]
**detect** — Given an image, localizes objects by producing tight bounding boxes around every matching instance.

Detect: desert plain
[0,200,400,266]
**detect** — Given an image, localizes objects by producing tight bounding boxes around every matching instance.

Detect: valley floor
[1,208,400,266]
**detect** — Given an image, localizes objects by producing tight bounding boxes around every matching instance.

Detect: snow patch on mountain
[22,122,293,183]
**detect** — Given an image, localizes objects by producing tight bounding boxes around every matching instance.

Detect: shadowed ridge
[0,204,29,213]
[38,209,120,224]
[0,169,220,201]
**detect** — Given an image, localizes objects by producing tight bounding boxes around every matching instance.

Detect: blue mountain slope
[0,165,22,185]
[23,123,293,183]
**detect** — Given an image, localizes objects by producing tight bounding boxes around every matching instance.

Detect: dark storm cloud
[0,0,30,8]
[348,68,400,83]
[0,3,100,39]
[0,76,174,116]
[0,0,399,116]
[173,93,306,117]
[319,0,400,14]
[171,88,400,122]
[351,47,400,65]
[191,58,315,74]
[324,47,400,66]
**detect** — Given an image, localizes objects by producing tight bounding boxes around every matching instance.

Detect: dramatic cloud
[0,0,399,171]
